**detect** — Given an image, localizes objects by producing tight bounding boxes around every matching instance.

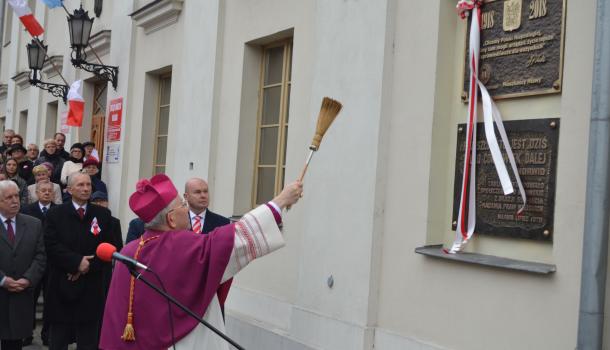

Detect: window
[0,116,5,132]
[45,102,58,139]
[3,2,12,46]
[252,40,292,206]
[19,110,27,138]
[153,74,171,175]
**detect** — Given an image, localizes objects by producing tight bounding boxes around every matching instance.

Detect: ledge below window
[415,244,556,275]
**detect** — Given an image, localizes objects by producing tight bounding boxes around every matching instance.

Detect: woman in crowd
[4,158,29,205]
[60,143,84,185]
[28,164,62,204]
[83,158,107,193]
[35,139,65,184]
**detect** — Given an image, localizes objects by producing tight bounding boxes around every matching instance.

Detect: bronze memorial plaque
[462,0,566,100]
[451,118,559,241]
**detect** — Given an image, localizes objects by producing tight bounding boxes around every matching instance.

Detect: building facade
[0,0,606,349]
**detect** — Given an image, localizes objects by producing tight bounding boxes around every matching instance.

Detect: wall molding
[11,71,30,90]
[130,0,184,35]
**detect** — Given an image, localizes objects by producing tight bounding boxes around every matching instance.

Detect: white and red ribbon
[449,1,526,253]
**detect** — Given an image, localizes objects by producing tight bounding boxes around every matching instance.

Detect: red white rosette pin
[91,217,101,236]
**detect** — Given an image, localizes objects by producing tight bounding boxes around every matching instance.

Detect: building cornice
[0,84,7,99]
[11,71,30,90]
[130,0,183,35]
[42,55,64,79]
[85,30,112,59]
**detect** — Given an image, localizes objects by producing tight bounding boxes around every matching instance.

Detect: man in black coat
[0,180,46,350]
[44,173,114,350]
[54,133,70,161]
[21,180,56,345]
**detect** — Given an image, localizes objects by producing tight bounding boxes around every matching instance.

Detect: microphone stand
[128,268,245,350]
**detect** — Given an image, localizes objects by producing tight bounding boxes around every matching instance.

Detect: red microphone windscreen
[97,242,117,262]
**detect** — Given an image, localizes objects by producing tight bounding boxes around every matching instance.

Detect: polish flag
[8,0,44,37]
[67,80,85,127]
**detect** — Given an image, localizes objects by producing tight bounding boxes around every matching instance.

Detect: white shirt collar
[189,209,207,221]
[39,202,51,211]
[0,212,14,224]
[72,201,88,211]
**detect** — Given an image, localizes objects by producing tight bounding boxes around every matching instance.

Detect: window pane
[264,47,284,85]
[282,125,288,166]
[156,136,167,165]
[256,167,276,204]
[158,106,170,135]
[288,45,293,81]
[285,84,291,122]
[262,86,281,125]
[160,77,172,105]
[259,127,278,165]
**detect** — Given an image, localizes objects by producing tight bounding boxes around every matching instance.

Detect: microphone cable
[148,269,177,350]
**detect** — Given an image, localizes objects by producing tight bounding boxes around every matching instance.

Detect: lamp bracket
[72,58,119,90]
[30,78,69,104]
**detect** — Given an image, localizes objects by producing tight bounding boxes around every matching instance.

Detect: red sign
[107,97,123,142]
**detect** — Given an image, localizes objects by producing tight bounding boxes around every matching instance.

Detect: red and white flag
[8,0,44,37]
[67,80,85,127]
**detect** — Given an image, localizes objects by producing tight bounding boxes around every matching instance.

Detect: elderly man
[45,172,114,350]
[0,180,46,350]
[28,165,62,205]
[0,129,15,154]
[26,144,39,162]
[21,180,56,345]
[100,174,302,350]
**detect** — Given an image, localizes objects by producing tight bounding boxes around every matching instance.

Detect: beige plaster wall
[376,1,595,349]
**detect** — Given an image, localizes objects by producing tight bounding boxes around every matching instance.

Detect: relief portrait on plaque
[462,0,566,100]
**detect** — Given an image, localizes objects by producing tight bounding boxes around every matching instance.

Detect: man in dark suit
[21,180,56,345]
[184,178,230,235]
[184,177,232,315]
[44,172,114,350]
[0,180,46,350]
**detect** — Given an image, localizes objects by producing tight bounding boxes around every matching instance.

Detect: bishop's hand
[273,181,304,210]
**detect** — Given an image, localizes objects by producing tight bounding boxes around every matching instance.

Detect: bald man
[184,178,232,316]
[183,178,230,235]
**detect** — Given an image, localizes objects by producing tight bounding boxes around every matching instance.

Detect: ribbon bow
[456,0,482,19]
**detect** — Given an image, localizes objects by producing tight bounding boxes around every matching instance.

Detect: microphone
[96,243,149,271]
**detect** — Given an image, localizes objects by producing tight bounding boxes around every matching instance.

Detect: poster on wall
[107,97,123,142]
[60,111,69,134]
[106,144,120,164]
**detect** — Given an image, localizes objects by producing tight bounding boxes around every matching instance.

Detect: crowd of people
[0,130,300,349]
[0,129,106,206]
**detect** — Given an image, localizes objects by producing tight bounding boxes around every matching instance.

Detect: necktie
[5,219,14,245]
[77,207,85,220]
[192,215,202,234]
[42,206,48,215]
